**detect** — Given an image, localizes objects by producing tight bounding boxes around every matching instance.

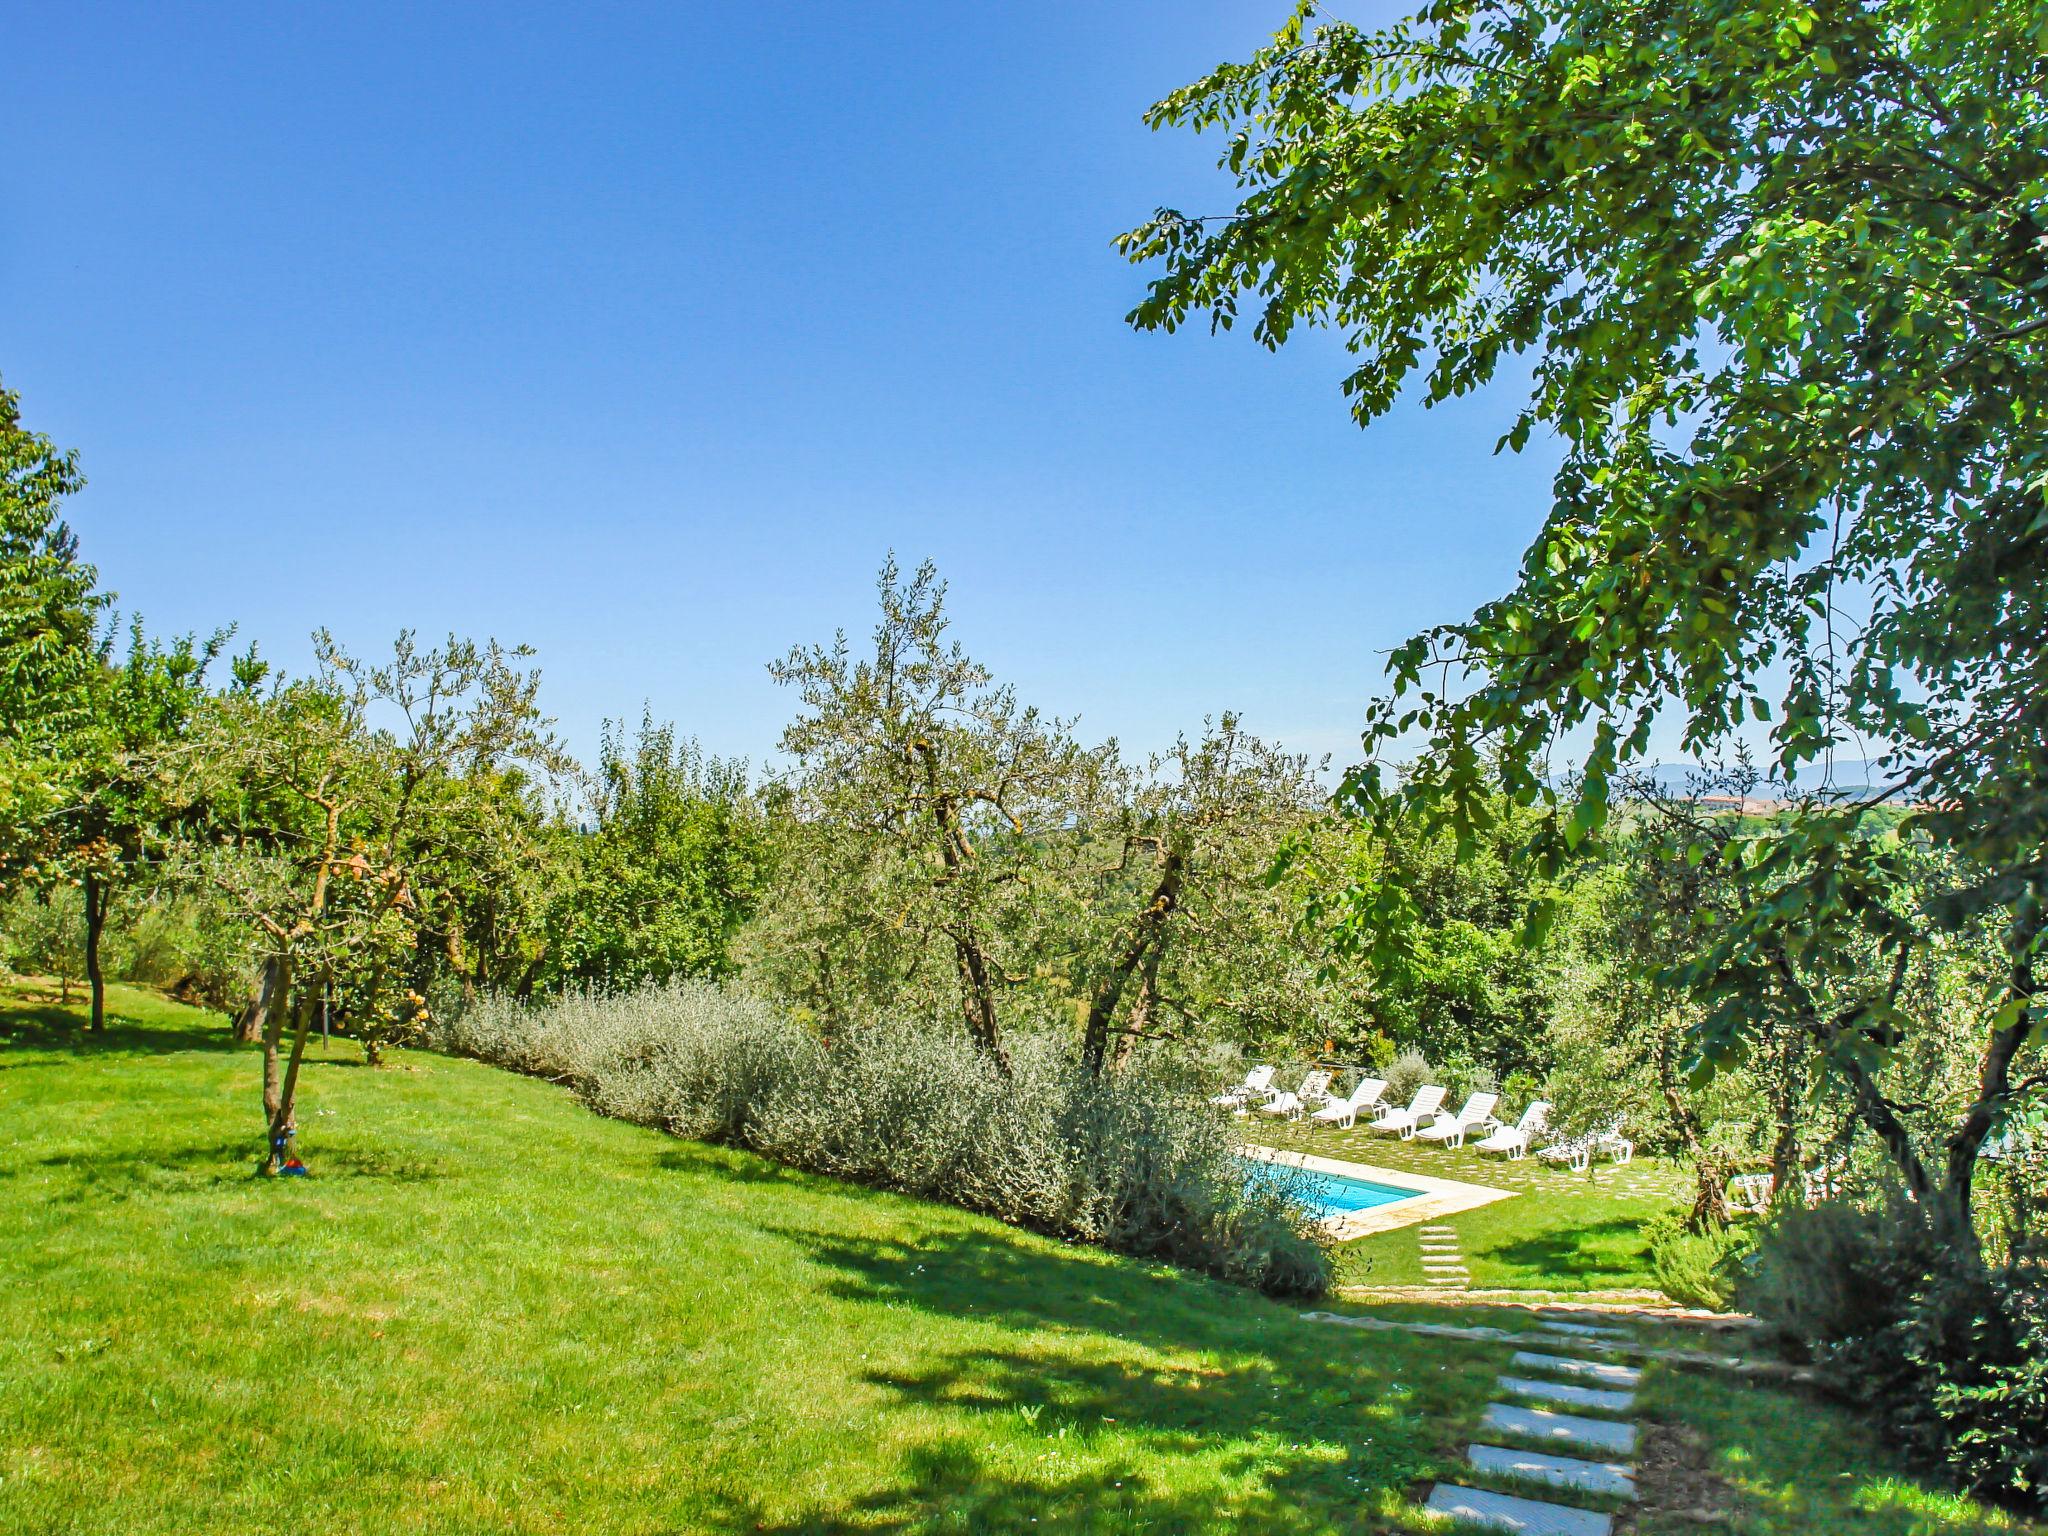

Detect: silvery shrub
[440,983,1331,1297]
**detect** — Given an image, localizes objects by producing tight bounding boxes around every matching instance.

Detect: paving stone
[1482,1403,1638,1456]
[1509,1352,1642,1388]
[1496,1377,1636,1414]
[1537,1320,1630,1340]
[1423,1483,1612,1536]
[1469,1443,1635,1499]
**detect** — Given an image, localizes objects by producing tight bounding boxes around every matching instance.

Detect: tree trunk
[1939,914,2041,1244]
[912,740,1012,1069]
[1658,1006,1730,1225]
[234,955,283,1044]
[1081,847,1184,1075]
[1767,1030,1805,1191]
[260,958,292,1132]
[267,987,316,1172]
[953,928,1011,1076]
[1109,942,1163,1072]
[83,871,109,1032]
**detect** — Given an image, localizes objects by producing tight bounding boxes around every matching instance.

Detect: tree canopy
[0,378,104,888]
[1122,0,2047,1234]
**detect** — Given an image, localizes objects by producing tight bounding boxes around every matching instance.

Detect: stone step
[1497,1375,1636,1415]
[1482,1402,1638,1456]
[1423,1483,1612,1536]
[1536,1317,1630,1340]
[1468,1443,1635,1499]
[1509,1352,1642,1388]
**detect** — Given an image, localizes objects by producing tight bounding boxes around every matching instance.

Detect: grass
[2,978,2035,1535]
[1253,1116,1690,1293]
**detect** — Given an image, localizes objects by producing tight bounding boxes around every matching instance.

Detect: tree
[1078,716,1325,1073]
[169,632,564,1169]
[64,622,227,1030]
[1,882,87,1001]
[769,557,1103,1067]
[0,377,105,900]
[1123,0,2047,1249]
[1310,781,1556,1080]
[543,714,771,990]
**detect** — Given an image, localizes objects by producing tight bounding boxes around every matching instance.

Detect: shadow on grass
[34,1138,444,1200]
[653,1144,804,1184]
[705,1438,1352,1535]
[1484,1216,1649,1282]
[732,1220,1488,1533]
[0,999,234,1064]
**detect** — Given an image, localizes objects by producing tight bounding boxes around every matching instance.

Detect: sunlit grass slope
[1,980,2032,1535]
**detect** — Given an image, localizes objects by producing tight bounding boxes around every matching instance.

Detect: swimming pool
[1243,1159,1419,1215]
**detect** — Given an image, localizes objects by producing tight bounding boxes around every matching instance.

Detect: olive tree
[768,557,1104,1068]
[1079,715,1326,1073]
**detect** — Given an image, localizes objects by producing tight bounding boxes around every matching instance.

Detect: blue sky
[3,1,1559,772]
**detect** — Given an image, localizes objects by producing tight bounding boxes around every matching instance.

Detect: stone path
[1481,1403,1637,1456]
[1302,1310,1809,1384]
[1424,1327,1647,1533]
[1418,1224,1469,1292]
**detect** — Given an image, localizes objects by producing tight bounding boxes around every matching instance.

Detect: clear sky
[3,1,1560,773]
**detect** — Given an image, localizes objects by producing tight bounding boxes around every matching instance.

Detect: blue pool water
[1244,1159,1418,1214]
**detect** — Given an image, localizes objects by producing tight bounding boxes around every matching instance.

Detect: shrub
[1,886,87,998]
[1384,1050,1432,1108]
[1741,1197,2048,1511]
[438,984,1334,1298]
[1644,1210,1752,1311]
[1740,1198,1927,1352]
[106,891,251,1016]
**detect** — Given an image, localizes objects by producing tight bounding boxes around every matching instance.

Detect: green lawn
[1254,1116,1689,1293]
[2,980,2033,1535]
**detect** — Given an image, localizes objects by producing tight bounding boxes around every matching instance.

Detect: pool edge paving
[1240,1143,1516,1238]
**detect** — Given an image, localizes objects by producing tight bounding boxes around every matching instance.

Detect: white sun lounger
[1370,1084,1448,1139]
[1539,1116,1634,1172]
[1260,1068,1335,1119]
[1474,1101,1551,1159]
[1731,1155,1847,1212]
[1309,1077,1387,1129]
[1415,1091,1499,1147]
[1211,1065,1276,1109]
